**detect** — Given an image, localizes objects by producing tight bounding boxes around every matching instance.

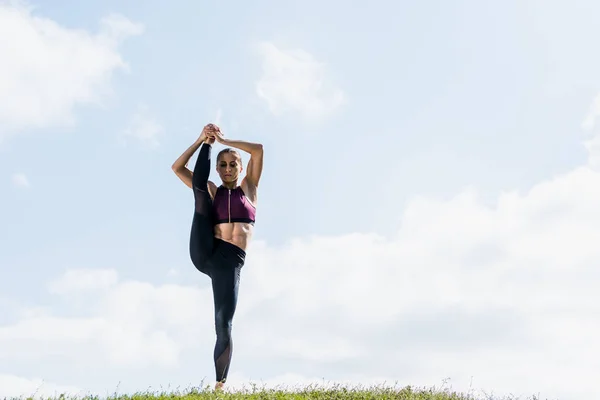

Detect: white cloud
[581,92,600,169]
[0,374,81,399]
[582,92,600,132]
[255,42,345,120]
[0,270,212,386]
[584,127,600,169]
[11,172,30,188]
[121,105,163,148]
[0,2,143,139]
[47,268,118,294]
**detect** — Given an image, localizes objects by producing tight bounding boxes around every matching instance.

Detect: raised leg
[189,143,214,275]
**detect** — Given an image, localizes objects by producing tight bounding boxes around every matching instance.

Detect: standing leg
[189,143,214,275]
[211,255,243,385]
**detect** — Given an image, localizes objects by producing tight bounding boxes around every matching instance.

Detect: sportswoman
[171,123,264,390]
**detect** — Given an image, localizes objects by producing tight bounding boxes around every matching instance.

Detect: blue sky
[1,0,599,399]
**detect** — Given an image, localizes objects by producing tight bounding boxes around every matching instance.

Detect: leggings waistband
[214,238,246,259]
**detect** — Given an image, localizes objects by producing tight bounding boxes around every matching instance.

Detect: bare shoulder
[241,176,258,205]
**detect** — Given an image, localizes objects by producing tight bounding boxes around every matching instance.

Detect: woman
[171,123,264,390]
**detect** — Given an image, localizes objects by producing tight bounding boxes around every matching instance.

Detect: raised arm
[172,127,215,189]
[214,131,264,187]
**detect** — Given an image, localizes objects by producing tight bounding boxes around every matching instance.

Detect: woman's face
[217,152,242,183]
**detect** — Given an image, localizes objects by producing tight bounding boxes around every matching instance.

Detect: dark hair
[217,147,242,163]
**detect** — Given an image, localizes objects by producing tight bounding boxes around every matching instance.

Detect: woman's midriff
[214,222,253,251]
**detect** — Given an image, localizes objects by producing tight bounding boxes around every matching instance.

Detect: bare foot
[215,381,224,391]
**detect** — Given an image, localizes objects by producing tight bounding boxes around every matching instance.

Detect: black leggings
[189,143,246,384]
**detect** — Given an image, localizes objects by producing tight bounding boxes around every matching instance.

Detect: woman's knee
[189,240,213,275]
[190,256,209,276]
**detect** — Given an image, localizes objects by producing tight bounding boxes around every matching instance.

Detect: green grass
[5,382,551,400]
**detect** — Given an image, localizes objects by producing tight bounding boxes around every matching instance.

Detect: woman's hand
[212,128,228,144]
[198,123,218,144]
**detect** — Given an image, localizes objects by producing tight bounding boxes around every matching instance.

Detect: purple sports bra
[212,185,256,225]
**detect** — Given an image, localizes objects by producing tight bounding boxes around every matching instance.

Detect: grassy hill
[7,382,550,400]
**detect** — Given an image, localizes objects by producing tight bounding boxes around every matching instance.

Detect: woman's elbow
[171,162,185,172]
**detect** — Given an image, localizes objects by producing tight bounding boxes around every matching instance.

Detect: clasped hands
[199,123,226,144]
